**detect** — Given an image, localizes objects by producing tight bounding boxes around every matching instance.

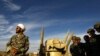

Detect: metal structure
[39,27,73,56]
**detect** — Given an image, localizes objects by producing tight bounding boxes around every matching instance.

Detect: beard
[16,30,20,33]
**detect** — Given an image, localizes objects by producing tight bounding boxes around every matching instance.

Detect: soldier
[6,24,29,56]
[93,22,100,56]
[87,28,98,56]
[76,37,85,56]
[70,36,79,56]
[70,36,85,56]
[83,35,91,56]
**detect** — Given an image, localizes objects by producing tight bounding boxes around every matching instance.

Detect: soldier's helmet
[87,28,95,33]
[94,22,100,29]
[94,22,100,32]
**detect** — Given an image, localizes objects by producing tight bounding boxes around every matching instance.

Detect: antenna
[64,29,70,43]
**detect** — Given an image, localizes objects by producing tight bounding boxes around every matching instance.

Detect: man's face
[72,39,77,44]
[16,26,22,33]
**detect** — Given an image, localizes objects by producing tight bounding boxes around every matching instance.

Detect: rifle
[64,32,74,56]
[64,31,70,43]
[39,26,45,56]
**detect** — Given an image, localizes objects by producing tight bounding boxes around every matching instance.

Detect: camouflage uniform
[70,43,85,56]
[7,34,29,56]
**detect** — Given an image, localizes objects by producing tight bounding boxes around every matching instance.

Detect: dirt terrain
[0,51,6,56]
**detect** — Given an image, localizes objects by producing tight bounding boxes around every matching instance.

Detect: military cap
[87,28,95,33]
[72,36,81,41]
[94,22,100,29]
[76,37,81,40]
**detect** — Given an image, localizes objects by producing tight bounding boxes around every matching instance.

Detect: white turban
[17,24,25,31]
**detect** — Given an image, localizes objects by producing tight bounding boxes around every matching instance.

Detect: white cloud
[0,15,9,24]
[3,0,21,11]
[0,40,9,51]
[25,23,40,30]
[23,4,66,14]
[28,40,40,52]
[0,15,11,36]
[45,32,86,43]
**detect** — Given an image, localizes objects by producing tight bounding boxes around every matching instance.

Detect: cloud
[0,15,9,24]
[28,40,40,52]
[25,23,40,30]
[0,40,11,51]
[0,40,7,51]
[45,32,86,42]
[3,0,21,11]
[0,15,11,36]
[23,4,65,14]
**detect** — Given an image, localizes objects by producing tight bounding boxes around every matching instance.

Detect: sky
[0,0,100,52]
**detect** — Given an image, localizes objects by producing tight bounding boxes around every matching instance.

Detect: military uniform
[70,36,85,56]
[6,34,29,56]
[93,23,100,56]
[83,35,92,56]
[70,43,85,56]
[87,28,99,56]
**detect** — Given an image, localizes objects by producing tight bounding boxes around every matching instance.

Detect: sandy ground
[0,51,72,56]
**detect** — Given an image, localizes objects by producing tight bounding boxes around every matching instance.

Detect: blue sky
[0,0,100,52]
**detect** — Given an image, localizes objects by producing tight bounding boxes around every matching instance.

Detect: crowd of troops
[70,22,100,56]
[5,22,100,56]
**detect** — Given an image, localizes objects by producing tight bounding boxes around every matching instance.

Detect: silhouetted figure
[70,36,85,56]
[39,45,45,56]
[93,22,100,56]
[87,28,98,56]
[83,35,91,56]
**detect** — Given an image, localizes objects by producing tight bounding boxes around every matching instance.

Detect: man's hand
[10,47,18,55]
